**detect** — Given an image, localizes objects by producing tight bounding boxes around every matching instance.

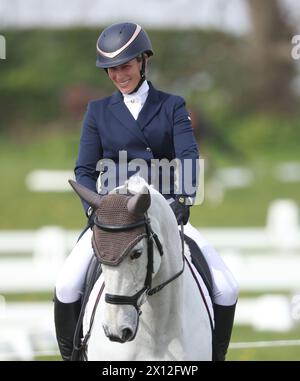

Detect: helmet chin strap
[129,55,146,94]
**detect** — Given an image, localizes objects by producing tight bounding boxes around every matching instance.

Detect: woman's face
[107,58,143,94]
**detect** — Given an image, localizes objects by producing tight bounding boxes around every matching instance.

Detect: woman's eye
[130,249,143,260]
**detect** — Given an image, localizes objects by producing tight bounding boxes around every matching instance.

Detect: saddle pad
[184,234,214,301]
[184,253,214,328]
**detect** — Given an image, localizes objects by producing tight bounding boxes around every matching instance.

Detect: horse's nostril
[122,328,133,341]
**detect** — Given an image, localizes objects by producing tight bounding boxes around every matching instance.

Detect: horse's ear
[68,180,102,209]
[127,186,151,216]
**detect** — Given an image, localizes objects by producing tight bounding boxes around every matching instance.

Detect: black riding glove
[170,196,192,225]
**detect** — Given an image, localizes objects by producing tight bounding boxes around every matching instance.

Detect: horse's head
[69,178,169,343]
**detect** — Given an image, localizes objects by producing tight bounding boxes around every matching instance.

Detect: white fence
[0,226,300,292]
[0,227,300,292]
[1,198,300,293]
[0,298,55,360]
[0,227,79,292]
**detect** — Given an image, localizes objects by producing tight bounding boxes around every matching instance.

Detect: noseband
[94,213,185,314]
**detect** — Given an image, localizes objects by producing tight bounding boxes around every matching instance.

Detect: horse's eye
[130,249,143,260]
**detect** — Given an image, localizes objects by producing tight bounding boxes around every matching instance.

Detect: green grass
[34,326,300,361]
[35,355,61,361]
[2,292,53,302]
[228,325,300,361]
[0,128,86,229]
[36,325,300,361]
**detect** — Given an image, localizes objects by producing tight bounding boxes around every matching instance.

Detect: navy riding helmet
[96,22,153,69]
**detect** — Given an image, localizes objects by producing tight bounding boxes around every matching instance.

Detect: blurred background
[0,0,300,361]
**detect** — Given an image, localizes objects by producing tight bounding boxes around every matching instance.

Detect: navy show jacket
[75,82,199,214]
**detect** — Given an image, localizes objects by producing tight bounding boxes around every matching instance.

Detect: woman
[54,22,238,361]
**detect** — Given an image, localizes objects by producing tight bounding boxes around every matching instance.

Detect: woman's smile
[108,59,143,94]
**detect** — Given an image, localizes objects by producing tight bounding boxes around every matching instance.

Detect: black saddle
[184,234,213,302]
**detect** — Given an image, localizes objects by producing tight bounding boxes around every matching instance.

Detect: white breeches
[55,223,238,306]
[183,222,238,306]
[55,228,94,303]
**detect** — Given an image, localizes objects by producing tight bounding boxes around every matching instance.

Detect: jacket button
[146,147,151,152]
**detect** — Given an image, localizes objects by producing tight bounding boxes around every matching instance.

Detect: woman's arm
[172,96,199,199]
[74,102,103,214]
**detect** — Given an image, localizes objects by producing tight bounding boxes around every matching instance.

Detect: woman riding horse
[54,22,238,361]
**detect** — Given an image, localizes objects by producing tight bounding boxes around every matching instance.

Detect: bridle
[94,213,185,315]
[71,210,186,359]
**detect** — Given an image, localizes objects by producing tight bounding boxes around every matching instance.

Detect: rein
[148,221,185,296]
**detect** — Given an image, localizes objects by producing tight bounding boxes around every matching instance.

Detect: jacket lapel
[108,82,164,144]
[108,91,149,145]
[137,82,163,131]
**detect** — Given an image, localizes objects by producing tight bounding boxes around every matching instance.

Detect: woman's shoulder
[158,90,186,109]
[161,90,185,104]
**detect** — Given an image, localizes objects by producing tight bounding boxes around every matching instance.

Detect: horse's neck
[144,197,188,329]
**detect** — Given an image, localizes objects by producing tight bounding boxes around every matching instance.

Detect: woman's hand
[170,196,191,225]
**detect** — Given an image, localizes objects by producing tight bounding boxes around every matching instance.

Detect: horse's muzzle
[103,325,135,343]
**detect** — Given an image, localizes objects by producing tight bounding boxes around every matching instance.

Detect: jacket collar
[109,81,159,105]
[123,80,149,105]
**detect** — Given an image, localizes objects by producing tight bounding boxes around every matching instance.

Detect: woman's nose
[115,71,125,82]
